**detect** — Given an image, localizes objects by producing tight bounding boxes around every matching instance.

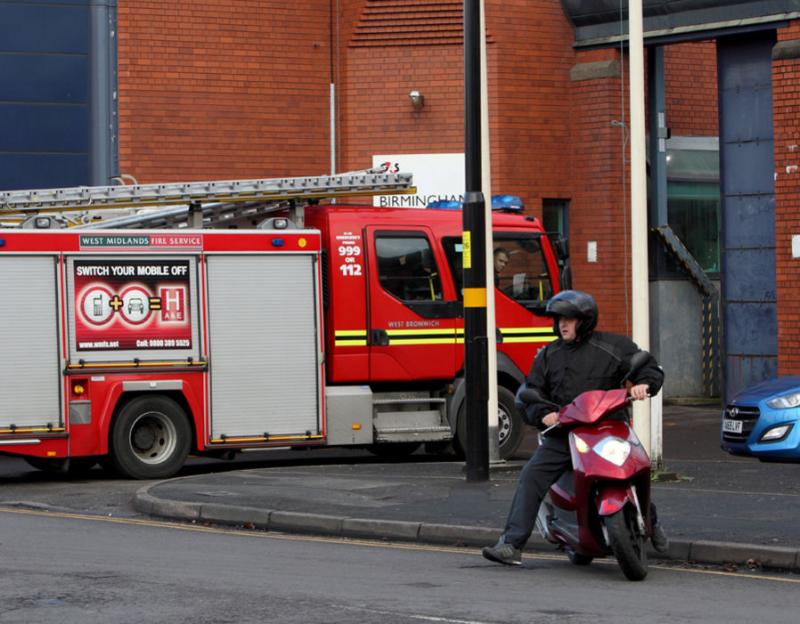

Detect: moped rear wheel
[607,507,648,581]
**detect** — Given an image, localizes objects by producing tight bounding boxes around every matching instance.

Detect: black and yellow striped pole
[463,0,489,481]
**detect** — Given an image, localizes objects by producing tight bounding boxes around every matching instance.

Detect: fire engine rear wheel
[455,386,524,461]
[110,395,191,480]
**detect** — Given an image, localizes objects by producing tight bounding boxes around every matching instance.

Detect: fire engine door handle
[370,329,390,346]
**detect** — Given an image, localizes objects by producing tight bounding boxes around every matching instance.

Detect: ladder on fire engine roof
[0,166,414,230]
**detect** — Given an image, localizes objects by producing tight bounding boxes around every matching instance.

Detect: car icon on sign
[127,297,145,314]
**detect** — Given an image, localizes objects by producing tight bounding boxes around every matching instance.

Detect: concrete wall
[650,279,720,399]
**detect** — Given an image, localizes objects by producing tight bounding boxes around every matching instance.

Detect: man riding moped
[482,290,669,566]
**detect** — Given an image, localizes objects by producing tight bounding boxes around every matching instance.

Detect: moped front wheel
[607,507,648,581]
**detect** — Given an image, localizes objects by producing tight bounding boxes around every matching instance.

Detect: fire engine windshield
[443,234,553,305]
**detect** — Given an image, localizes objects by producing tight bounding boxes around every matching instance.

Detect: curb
[133,483,800,572]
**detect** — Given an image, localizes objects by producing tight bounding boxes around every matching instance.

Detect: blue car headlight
[766,392,800,409]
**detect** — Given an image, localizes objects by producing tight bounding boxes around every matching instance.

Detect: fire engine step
[372,396,452,443]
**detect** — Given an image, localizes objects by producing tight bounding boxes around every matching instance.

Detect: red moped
[519,357,654,581]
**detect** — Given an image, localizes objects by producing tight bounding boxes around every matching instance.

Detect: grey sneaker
[651,523,669,554]
[482,539,522,566]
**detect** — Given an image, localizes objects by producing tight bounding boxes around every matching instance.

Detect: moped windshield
[558,388,629,425]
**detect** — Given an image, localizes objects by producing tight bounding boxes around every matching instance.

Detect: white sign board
[373,153,464,208]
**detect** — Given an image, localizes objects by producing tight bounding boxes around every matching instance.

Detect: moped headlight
[593,437,631,467]
[766,392,800,409]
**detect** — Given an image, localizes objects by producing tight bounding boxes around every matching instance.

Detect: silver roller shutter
[0,256,62,428]
[206,254,320,440]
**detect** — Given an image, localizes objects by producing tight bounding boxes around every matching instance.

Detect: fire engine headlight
[593,437,631,467]
[766,392,800,409]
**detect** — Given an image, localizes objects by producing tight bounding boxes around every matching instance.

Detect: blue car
[721,376,800,462]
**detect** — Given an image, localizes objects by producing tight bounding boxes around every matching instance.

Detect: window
[442,234,552,305]
[667,182,720,273]
[664,139,720,274]
[375,235,443,302]
[542,198,570,243]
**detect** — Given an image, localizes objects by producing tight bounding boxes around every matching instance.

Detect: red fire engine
[0,170,562,478]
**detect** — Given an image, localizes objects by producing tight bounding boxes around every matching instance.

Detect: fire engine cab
[0,170,562,478]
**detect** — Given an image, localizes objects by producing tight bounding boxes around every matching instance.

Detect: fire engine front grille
[722,405,760,442]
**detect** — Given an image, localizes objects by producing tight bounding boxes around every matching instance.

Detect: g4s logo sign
[378,161,400,173]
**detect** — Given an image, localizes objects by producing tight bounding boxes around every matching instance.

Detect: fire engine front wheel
[455,386,524,461]
[110,396,191,480]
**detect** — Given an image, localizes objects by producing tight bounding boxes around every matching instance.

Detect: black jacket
[518,331,664,431]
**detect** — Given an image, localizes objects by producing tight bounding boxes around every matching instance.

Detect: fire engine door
[365,227,460,382]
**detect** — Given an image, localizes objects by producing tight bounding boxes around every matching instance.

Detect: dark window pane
[375,236,443,302]
[667,182,720,273]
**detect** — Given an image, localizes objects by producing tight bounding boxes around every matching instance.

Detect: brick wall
[117,0,332,183]
[665,41,718,136]
[336,0,464,176]
[568,48,630,335]
[337,1,576,208]
[773,21,800,374]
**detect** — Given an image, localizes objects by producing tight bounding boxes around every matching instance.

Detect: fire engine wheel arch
[109,395,192,480]
[454,385,524,461]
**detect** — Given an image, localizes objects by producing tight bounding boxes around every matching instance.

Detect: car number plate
[723,419,743,434]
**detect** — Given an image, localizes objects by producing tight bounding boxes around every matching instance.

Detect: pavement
[133,404,800,572]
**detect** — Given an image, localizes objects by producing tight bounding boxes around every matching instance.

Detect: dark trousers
[502,436,660,549]
[503,436,571,549]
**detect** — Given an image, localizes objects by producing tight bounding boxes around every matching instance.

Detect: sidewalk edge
[133,483,800,572]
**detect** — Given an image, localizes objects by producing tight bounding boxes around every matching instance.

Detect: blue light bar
[491,194,524,212]
[426,195,524,212]
[426,199,462,210]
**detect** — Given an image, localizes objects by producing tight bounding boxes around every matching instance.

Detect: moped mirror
[516,386,560,410]
[518,387,543,404]
[624,350,651,382]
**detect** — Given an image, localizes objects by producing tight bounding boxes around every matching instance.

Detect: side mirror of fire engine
[555,237,572,290]
[555,236,569,260]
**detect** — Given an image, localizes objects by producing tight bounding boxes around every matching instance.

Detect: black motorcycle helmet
[545,290,598,339]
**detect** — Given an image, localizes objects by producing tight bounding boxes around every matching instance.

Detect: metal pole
[646,45,667,470]
[628,0,652,455]
[463,0,489,481]
[480,0,501,464]
[89,1,118,185]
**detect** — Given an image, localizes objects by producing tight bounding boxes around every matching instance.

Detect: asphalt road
[0,402,752,521]
[1,507,799,624]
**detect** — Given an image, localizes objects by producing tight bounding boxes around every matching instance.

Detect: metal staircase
[653,225,720,397]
